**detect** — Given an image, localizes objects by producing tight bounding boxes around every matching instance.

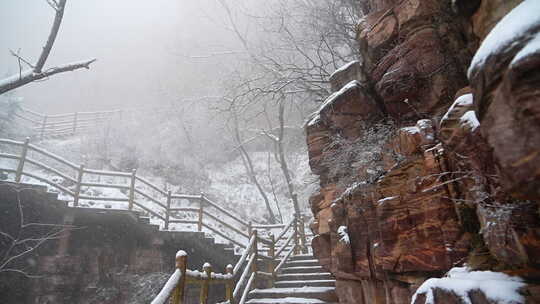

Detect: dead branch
[0,0,96,95]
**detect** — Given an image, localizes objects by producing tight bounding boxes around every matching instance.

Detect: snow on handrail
[83,168,131,177]
[233,235,256,274]
[203,210,249,239]
[20,171,75,196]
[135,175,168,196]
[275,217,296,242]
[202,222,246,249]
[274,244,296,274]
[252,223,286,229]
[150,269,182,304]
[202,195,249,227]
[0,138,25,146]
[27,143,79,170]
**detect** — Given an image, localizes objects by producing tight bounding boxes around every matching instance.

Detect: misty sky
[0,0,244,113]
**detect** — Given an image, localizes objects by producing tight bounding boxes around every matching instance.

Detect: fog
[0,0,244,113]
[0,0,358,237]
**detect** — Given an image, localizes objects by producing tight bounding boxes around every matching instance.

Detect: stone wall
[0,182,238,304]
[305,0,540,303]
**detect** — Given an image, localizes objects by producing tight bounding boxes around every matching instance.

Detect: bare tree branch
[0,0,96,95]
[35,0,66,72]
[0,59,97,95]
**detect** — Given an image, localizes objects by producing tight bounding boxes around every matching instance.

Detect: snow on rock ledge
[412,267,526,304]
[328,60,365,92]
[468,0,540,77]
[306,80,361,127]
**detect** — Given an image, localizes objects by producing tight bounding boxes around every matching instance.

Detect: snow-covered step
[248,287,338,302]
[290,254,316,261]
[285,259,321,267]
[246,297,337,304]
[276,272,334,281]
[275,280,335,288]
[281,266,324,274]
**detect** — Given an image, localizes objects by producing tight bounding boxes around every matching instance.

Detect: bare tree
[230,104,278,224]
[0,0,96,95]
[210,0,362,217]
[260,97,302,216]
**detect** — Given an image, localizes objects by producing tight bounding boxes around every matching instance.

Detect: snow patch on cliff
[440,93,473,126]
[460,111,480,131]
[337,226,350,244]
[329,60,359,79]
[468,0,540,77]
[411,267,525,304]
[512,32,540,65]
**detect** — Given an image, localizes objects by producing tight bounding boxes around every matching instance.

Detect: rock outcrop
[305,0,540,303]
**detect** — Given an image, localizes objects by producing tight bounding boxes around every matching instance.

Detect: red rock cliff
[305,0,540,303]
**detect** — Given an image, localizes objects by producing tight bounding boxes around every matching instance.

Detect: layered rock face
[306,0,540,303]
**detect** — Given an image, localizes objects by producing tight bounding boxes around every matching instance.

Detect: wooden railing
[0,137,310,252]
[13,106,171,140]
[0,137,313,303]
[151,215,311,304]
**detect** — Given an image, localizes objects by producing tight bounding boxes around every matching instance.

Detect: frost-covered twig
[0,0,96,95]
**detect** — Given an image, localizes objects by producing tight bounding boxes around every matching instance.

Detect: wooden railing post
[268,233,275,287]
[73,164,84,207]
[128,169,136,210]
[171,251,187,304]
[165,190,172,230]
[298,215,308,254]
[251,229,258,289]
[200,263,212,304]
[72,112,78,135]
[198,193,204,232]
[15,137,30,183]
[40,115,48,140]
[247,221,252,238]
[225,264,234,304]
[293,215,300,255]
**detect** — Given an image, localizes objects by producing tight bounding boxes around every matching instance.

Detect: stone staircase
[246,254,338,304]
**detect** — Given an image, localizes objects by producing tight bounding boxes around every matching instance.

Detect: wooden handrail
[276,231,295,257]
[20,170,74,196]
[152,214,307,304]
[201,196,249,227]
[275,217,295,242]
[234,235,256,274]
[202,222,245,249]
[252,223,286,229]
[79,181,130,190]
[24,157,77,183]
[135,175,168,196]
[203,210,249,239]
[274,244,296,275]
[83,168,132,177]
[132,200,166,220]
[0,138,25,146]
[15,106,176,139]
[168,207,199,212]
[0,137,310,304]
[133,188,167,209]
